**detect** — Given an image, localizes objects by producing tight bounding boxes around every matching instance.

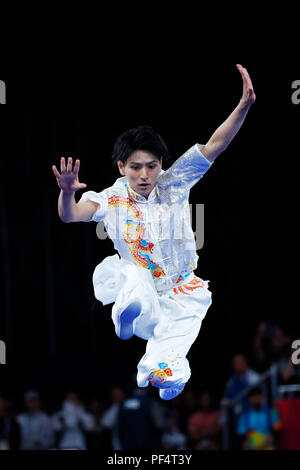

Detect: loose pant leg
[137,276,212,388]
[111,260,162,341]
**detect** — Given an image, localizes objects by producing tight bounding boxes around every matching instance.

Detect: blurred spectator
[0,394,20,450]
[174,388,197,434]
[85,397,109,450]
[221,354,261,449]
[270,325,291,361]
[187,390,221,450]
[237,386,282,450]
[17,390,54,450]
[52,391,93,449]
[280,355,300,386]
[252,322,292,372]
[101,386,125,450]
[222,353,260,409]
[252,322,300,386]
[116,379,167,450]
[161,409,187,450]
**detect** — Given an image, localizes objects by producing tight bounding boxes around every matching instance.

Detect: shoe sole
[159,383,185,400]
[118,300,142,340]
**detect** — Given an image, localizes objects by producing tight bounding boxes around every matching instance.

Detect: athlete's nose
[140,167,149,180]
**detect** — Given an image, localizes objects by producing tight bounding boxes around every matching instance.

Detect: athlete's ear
[117,160,125,176]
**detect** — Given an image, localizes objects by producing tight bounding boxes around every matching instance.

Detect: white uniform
[78,144,213,390]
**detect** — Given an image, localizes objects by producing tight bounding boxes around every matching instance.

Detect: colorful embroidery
[125,182,141,201]
[175,272,191,284]
[175,261,196,284]
[125,182,157,201]
[173,276,205,295]
[108,195,165,279]
[158,362,168,369]
[148,370,167,386]
[148,362,173,387]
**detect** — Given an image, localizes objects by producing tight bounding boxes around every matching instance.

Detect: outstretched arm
[201,64,256,163]
[53,157,100,223]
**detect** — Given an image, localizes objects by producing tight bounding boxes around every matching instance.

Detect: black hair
[249,386,263,397]
[111,125,170,165]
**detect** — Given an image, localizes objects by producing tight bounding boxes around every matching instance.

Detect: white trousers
[92,254,212,389]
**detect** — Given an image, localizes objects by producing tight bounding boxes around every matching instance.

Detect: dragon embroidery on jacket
[108,195,165,279]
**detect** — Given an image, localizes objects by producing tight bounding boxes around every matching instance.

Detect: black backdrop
[0,59,298,411]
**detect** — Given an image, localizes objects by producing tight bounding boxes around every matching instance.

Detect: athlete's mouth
[139,183,150,188]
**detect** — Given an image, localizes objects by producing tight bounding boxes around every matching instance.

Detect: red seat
[275,398,300,450]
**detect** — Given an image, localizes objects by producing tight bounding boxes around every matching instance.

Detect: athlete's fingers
[66,157,73,173]
[60,157,66,173]
[241,66,253,89]
[73,159,80,176]
[52,165,60,178]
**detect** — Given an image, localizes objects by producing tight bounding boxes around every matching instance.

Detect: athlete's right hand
[52,157,87,193]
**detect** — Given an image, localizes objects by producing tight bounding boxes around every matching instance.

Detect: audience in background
[187,390,221,450]
[85,397,108,450]
[52,391,93,449]
[252,322,292,372]
[101,386,125,450]
[222,353,261,411]
[116,379,166,450]
[280,355,300,386]
[252,321,300,386]
[0,394,20,450]
[17,390,54,450]
[161,408,187,450]
[1,323,298,450]
[237,386,282,450]
[173,388,197,434]
[221,353,261,449]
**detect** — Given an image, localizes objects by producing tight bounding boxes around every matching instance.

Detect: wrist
[238,99,252,111]
[61,189,75,196]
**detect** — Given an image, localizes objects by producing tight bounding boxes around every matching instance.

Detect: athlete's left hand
[236,64,256,106]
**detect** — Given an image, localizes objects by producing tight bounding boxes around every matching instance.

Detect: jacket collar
[125,181,158,203]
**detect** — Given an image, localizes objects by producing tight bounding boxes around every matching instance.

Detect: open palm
[236,64,256,105]
[52,157,87,193]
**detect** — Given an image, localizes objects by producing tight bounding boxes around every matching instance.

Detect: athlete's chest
[105,194,186,241]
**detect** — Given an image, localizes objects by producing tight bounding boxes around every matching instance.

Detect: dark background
[0,58,298,411]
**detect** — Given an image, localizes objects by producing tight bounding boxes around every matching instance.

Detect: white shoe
[116,299,142,340]
[159,383,185,401]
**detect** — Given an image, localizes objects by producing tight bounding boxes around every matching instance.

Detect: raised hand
[236,64,256,106]
[52,157,87,193]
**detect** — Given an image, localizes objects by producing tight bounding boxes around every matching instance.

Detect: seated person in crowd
[237,387,282,450]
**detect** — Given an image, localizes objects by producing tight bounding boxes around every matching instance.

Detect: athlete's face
[117,151,162,199]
